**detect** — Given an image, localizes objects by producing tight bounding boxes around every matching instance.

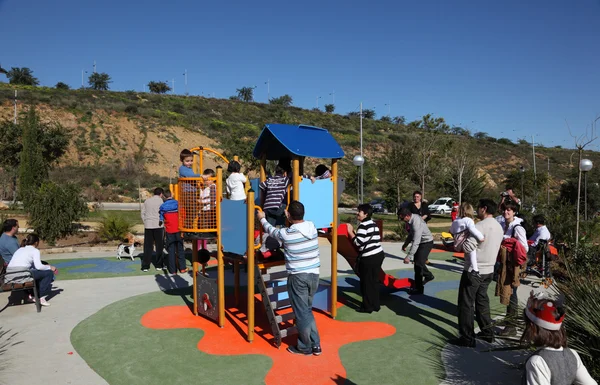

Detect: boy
[178,149,201,230]
[399,207,435,294]
[159,190,187,274]
[257,201,322,356]
[259,164,290,226]
[198,169,217,250]
[347,203,385,313]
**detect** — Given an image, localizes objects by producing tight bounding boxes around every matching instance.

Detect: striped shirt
[260,218,320,275]
[352,219,384,257]
[259,175,290,210]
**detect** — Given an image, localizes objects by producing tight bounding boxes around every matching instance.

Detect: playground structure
[171,123,411,347]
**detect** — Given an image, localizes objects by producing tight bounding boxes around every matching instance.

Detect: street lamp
[520,166,525,205]
[580,159,593,221]
[353,155,365,204]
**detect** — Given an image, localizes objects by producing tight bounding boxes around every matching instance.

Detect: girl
[450,203,485,273]
[521,291,596,385]
[6,234,57,307]
[226,160,247,201]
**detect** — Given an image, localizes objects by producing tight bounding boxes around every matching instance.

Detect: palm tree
[6,67,39,86]
[88,72,112,90]
[236,86,255,102]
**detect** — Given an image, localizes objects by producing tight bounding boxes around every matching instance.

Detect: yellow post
[260,154,267,182]
[330,159,338,318]
[292,157,300,201]
[247,190,256,342]
[192,240,199,316]
[216,166,225,328]
[199,147,204,175]
[233,155,239,162]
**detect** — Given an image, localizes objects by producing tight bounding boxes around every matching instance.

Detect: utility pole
[13,90,17,124]
[547,158,550,205]
[360,102,364,204]
[183,69,188,95]
[171,78,175,94]
[532,135,537,204]
[265,79,270,101]
[385,101,390,116]
[329,90,335,104]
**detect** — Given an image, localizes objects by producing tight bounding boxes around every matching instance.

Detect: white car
[429,197,456,214]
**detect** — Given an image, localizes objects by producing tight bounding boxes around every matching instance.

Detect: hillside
[0,83,597,204]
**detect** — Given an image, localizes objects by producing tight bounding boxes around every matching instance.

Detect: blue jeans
[165,232,186,273]
[31,268,54,298]
[287,273,321,353]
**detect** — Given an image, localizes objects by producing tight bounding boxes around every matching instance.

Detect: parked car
[429,197,456,214]
[369,198,389,214]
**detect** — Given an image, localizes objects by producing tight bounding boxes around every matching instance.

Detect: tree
[409,132,441,200]
[362,109,376,119]
[88,72,111,90]
[324,104,335,113]
[420,114,450,133]
[473,131,489,140]
[393,116,406,125]
[444,141,487,204]
[347,111,360,118]
[55,82,70,90]
[380,116,392,123]
[236,86,255,102]
[378,143,412,205]
[147,81,171,94]
[6,67,39,86]
[19,108,49,209]
[27,182,88,245]
[517,138,529,145]
[269,94,293,107]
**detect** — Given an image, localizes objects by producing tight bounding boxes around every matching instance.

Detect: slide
[328,224,413,290]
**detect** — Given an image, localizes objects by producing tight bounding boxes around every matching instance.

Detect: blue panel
[221,199,247,255]
[253,124,345,160]
[250,178,261,206]
[299,178,334,229]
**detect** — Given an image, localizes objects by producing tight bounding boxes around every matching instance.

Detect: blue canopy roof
[252,124,345,160]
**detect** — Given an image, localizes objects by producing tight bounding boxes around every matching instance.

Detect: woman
[401,191,431,264]
[7,234,56,307]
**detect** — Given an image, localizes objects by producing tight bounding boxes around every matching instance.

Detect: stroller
[521,239,558,288]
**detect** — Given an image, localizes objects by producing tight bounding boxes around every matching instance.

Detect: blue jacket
[159,198,180,233]
[179,165,200,177]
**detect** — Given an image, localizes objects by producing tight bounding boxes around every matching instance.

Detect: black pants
[414,241,434,291]
[358,251,385,312]
[143,228,164,269]
[457,271,494,343]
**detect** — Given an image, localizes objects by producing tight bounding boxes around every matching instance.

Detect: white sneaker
[156,267,163,271]
[39,297,50,307]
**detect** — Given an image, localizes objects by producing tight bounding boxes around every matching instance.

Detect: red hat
[525,291,565,331]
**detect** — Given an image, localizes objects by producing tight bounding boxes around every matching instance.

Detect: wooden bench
[0,266,41,312]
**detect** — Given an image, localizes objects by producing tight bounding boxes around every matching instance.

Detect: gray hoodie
[406,214,434,259]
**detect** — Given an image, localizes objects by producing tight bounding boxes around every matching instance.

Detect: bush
[27,182,88,245]
[98,213,133,241]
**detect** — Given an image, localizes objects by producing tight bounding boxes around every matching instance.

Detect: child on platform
[259,164,290,227]
[178,149,200,230]
[450,203,485,274]
[521,291,597,385]
[226,160,247,201]
[199,168,217,250]
[159,190,187,274]
[304,164,331,183]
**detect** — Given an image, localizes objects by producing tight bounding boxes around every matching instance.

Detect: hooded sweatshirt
[260,218,320,275]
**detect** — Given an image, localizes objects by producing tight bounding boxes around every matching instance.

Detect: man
[257,201,322,356]
[0,219,20,265]
[451,198,503,347]
[141,187,165,272]
[499,186,521,210]
[399,207,435,295]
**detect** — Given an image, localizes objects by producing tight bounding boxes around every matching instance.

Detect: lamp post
[520,166,525,205]
[353,155,364,204]
[580,159,593,221]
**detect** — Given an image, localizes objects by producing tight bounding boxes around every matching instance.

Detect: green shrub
[98,213,133,241]
[27,182,88,245]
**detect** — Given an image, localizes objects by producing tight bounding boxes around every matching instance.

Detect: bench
[0,265,41,312]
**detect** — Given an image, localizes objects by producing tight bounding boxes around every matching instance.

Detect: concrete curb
[40,246,118,254]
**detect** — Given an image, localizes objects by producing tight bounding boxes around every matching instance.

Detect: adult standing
[141,187,165,272]
[401,191,431,263]
[399,207,435,295]
[451,198,503,347]
[0,219,20,266]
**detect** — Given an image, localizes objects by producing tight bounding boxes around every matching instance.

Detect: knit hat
[525,291,565,331]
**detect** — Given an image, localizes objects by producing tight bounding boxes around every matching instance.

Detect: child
[198,168,217,250]
[450,203,485,274]
[226,160,247,201]
[178,149,201,230]
[451,201,459,221]
[347,203,385,313]
[159,190,187,274]
[304,164,331,183]
[259,164,290,227]
[521,291,597,385]
[256,201,322,356]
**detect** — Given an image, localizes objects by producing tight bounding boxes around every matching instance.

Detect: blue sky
[1,0,600,149]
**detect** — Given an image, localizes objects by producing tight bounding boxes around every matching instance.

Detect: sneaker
[156,267,163,271]
[423,275,435,285]
[312,346,322,356]
[25,295,35,304]
[180,268,189,274]
[142,268,149,272]
[39,297,50,307]
[286,346,311,356]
